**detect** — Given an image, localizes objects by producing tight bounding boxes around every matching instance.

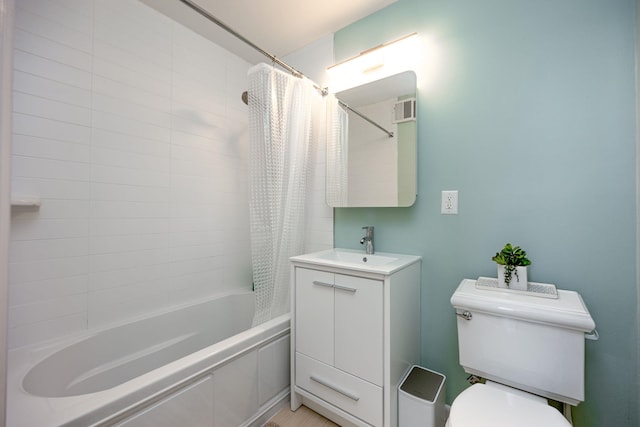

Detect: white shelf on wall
[10,195,41,208]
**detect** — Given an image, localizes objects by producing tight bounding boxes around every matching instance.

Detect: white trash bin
[398,365,446,427]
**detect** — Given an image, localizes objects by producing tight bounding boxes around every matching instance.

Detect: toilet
[448,279,596,427]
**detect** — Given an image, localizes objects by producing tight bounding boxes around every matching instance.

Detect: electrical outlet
[441,190,458,214]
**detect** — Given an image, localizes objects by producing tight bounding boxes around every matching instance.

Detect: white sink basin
[290,248,421,275]
[315,250,398,266]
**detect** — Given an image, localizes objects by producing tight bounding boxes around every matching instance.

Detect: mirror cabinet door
[326,70,417,208]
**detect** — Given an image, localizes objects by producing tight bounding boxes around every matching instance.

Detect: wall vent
[392,98,416,123]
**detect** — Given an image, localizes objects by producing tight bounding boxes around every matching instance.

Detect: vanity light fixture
[327,32,419,93]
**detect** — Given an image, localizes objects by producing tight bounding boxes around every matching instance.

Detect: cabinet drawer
[296,352,382,426]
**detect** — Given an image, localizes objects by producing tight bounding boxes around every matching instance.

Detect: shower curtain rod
[178,0,393,138]
[178,0,316,87]
[338,100,394,138]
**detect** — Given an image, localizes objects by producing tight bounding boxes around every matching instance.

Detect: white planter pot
[497,265,528,290]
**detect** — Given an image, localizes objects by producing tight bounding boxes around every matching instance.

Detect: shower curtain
[326,95,349,206]
[248,63,315,326]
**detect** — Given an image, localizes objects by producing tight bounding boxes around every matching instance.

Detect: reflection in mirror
[326,70,417,207]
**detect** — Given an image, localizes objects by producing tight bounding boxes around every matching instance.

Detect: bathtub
[7,291,291,427]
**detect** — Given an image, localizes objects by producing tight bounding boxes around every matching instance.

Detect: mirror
[326,71,417,207]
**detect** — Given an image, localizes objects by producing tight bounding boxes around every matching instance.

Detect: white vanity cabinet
[290,249,421,427]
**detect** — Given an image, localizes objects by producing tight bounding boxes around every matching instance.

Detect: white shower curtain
[326,95,349,206]
[248,63,315,326]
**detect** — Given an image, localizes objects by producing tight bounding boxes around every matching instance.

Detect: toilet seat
[446,382,571,427]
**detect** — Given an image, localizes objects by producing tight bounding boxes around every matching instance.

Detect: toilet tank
[450,279,596,405]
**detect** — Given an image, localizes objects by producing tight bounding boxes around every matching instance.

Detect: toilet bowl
[445,381,570,427]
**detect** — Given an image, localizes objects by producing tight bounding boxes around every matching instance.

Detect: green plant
[491,243,532,286]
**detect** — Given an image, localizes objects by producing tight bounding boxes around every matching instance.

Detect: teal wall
[333,1,638,426]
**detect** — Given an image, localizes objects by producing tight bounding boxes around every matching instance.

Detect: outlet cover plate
[441,190,458,214]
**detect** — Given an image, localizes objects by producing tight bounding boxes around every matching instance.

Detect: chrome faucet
[360,226,374,254]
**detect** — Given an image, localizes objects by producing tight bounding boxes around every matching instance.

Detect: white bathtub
[7,291,291,427]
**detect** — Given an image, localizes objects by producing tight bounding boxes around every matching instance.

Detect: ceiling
[140,0,397,64]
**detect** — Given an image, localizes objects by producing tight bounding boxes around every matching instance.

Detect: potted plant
[491,243,531,290]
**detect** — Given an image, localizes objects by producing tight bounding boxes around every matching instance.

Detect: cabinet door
[334,274,383,386]
[295,268,334,365]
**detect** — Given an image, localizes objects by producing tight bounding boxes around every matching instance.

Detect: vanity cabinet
[290,249,421,427]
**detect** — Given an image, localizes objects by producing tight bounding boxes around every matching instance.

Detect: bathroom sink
[290,248,421,275]
[315,250,398,266]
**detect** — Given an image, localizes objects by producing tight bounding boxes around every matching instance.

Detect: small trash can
[398,365,446,427]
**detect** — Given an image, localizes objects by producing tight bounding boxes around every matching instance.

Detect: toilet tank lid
[450,279,596,332]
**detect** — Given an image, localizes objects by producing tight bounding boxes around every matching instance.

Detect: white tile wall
[9,0,332,349]
[8,0,254,349]
[347,98,398,206]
